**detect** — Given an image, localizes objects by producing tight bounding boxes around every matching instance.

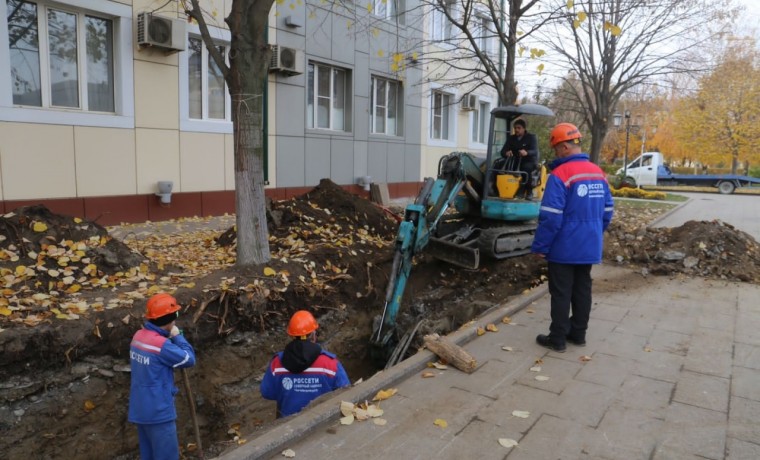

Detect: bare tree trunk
[588,120,607,165]
[227,0,272,266]
[232,90,271,265]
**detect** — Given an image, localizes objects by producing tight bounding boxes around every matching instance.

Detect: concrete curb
[646,196,692,228]
[217,285,549,460]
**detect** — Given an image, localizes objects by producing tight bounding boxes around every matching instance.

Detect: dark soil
[1,186,758,459]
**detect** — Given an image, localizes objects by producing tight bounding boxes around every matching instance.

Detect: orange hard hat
[287,310,318,338]
[549,123,582,147]
[145,293,181,319]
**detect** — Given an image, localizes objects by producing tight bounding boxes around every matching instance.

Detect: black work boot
[566,335,586,347]
[536,334,566,353]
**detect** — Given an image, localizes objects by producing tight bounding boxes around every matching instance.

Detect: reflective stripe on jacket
[531,153,614,264]
[260,350,350,417]
[128,322,196,424]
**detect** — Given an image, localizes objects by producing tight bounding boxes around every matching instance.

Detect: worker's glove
[170,325,181,338]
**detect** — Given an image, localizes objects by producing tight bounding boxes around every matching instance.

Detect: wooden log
[423,333,477,373]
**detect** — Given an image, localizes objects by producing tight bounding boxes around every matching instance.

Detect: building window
[371,76,403,136]
[473,15,492,56]
[431,90,451,140]
[188,36,228,121]
[431,0,455,42]
[373,0,405,24]
[7,0,115,112]
[472,99,490,144]
[308,62,351,132]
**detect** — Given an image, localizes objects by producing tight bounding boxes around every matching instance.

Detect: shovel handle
[182,368,204,459]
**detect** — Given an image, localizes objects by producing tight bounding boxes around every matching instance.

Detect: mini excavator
[371,104,554,366]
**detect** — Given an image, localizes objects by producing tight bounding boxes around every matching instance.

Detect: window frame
[470,96,493,149]
[307,61,352,133]
[179,23,232,133]
[473,13,492,56]
[0,0,134,128]
[431,0,455,42]
[372,0,406,24]
[429,87,456,146]
[370,75,403,137]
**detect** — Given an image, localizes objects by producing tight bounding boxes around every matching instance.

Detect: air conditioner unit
[461,94,478,111]
[137,12,187,53]
[269,45,304,75]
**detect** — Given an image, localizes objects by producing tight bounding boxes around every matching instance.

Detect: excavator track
[477,224,537,260]
[428,221,537,269]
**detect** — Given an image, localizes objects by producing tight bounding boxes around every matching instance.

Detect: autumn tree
[674,41,760,173]
[417,0,556,105]
[537,0,737,165]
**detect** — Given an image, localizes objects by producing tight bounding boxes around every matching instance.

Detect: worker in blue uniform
[261,310,350,417]
[128,293,196,460]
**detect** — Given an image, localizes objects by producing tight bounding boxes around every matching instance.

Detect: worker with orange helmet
[531,123,614,352]
[260,310,350,417]
[128,293,196,460]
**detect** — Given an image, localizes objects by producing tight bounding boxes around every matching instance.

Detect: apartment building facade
[0,0,497,225]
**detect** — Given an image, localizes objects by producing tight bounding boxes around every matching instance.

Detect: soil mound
[605,219,760,282]
[217,179,397,247]
[0,205,144,274]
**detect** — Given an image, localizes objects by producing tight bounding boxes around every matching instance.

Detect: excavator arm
[370,153,480,363]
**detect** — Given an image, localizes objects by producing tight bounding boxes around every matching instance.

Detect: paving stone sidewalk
[221,264,760,460]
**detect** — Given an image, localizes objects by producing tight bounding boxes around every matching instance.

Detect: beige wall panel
[179,132,225,192]
[421,146,453,179]
[134,60,179,130]
[224,134,235,190]
[135,128,180,194]
[0,123,76,200]
[74,127,137,197]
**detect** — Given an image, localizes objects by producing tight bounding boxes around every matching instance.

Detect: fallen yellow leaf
[84,400,96,411]
[33,222,48,232]
[372,388,398,401]
[476,327,486,336]
[501,315,512,324]
[263,267,276,276]
[433,418,447,428]
[340,401,355,417]
[486,323,498,332]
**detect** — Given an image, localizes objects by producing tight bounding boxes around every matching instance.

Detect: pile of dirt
[217,178,397,247]
[604,219,760,282]
[0,205,146,327]
[0,204,144,275]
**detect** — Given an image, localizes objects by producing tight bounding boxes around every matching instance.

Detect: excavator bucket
[428,234,481,269]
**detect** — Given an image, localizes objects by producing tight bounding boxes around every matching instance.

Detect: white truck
[617,152,760,194]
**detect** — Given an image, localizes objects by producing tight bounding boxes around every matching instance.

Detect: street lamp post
[623,111,631,178]
[612,110,632,179]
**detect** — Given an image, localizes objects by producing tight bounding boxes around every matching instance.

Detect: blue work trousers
[136,420,180,460]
